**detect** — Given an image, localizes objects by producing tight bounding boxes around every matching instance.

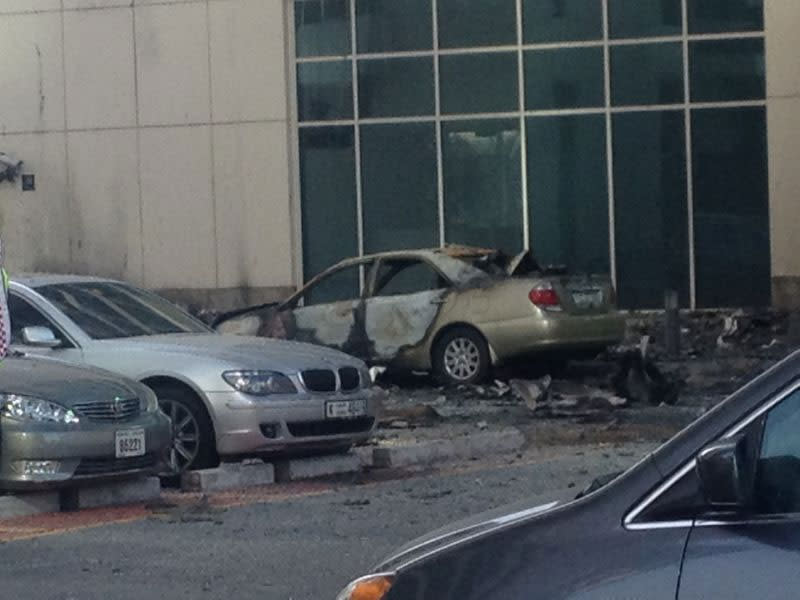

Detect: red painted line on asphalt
[0,481,338,543]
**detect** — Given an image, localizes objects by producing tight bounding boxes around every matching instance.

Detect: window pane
[295,0,350,58]
[360,123,439,254]
[692,107,770,308]
[525,48,604,110]
[297,61,353,121]
[300,127,358,280]
[689,0,764,34]
[374,260,447,296]
[611,43,684,106]
[305,264,362,306]
[437,0,517,48]
[356,0,432,53]
[527,115,609,274]
[8,294,70,347]
[690,38,765,102]
[613,111,689,309]
[756,389,800,515]
[358,57,434,118]
[609,0,681,38]
[440,52,518,115]
[443,119,523,253]
[523,0,602,43]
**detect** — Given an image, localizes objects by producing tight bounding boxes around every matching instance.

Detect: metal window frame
[290,0,768,303]
[624,379,800,531]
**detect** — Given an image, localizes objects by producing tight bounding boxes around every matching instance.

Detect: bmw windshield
[37,282,212,340]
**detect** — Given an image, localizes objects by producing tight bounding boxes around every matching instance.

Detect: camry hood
[376,494,569,572]
[0,356,142,407]
[93,333,364,372]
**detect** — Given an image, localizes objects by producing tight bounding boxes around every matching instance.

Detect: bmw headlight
[222,371,297,396]
[0,394,80,424]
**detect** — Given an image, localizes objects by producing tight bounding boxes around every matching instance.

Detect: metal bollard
[664,289,680,358]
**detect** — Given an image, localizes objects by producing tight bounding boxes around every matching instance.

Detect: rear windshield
[37,282,211,340]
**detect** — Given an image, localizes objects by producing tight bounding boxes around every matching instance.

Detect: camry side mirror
[21,326,61,349]
[696,433,754,509]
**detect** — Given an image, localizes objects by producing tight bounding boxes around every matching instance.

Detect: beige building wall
[0,0,296,310]
[766,0,800,309]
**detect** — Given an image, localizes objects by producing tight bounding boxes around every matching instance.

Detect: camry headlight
[222,371,297,396]
[336,574,395,600]
[0,394,80,424]
[140,387,159,412]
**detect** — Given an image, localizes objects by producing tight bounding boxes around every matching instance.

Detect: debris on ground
[510,376,552,411]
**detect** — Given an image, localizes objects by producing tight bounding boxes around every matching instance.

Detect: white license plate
[326,400,368,419]
[115,429,146,458]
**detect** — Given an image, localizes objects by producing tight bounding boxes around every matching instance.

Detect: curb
[372,428,526,469]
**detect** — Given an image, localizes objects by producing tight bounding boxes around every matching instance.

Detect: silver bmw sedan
[8,275,378,473]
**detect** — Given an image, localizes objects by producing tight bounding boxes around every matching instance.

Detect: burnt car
[0,354,171,489]
[336,350,800,600]
[216,247,625,384]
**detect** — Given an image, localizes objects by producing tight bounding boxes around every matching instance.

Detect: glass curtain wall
[294,0,768,308]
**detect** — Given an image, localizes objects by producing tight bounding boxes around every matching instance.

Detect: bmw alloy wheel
[160,398,201,473]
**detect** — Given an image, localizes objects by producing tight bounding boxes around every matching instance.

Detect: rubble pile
[624,309,795,360]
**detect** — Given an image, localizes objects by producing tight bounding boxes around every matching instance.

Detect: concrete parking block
[372,428,526,469]
[353,446,374,468]
[64,477,162,510]
[181,460,275,492]
[0,492,61,519]
[274,453,361,482]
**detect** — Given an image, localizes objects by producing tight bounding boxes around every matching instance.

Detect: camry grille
[72,397,141,422]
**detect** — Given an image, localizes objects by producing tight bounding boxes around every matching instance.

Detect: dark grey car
[337,350,800,600]
[0,355,171,489]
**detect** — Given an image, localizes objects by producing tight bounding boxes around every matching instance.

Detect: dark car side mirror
[21,326,61,349]
[696,433,754,509]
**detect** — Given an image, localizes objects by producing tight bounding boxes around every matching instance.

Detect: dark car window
[754,388,800,514]
[8,293,73,348]
[635,468,705,523]
[373,259,449,297]
[36,283,211,341]
[301,264,367,307]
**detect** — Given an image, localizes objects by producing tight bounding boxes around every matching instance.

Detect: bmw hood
[93,333,365,372]
[376,494,569,572]
[0,356,143,407]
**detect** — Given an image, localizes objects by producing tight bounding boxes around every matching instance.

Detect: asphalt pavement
[0,443,655,600]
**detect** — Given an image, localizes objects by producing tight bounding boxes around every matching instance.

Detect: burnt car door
[679,384,800,600]
[289,261,374,359]
[364,258,450,362]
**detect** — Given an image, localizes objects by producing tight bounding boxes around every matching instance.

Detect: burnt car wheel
[433,327,490,385]
[155,386,217,473]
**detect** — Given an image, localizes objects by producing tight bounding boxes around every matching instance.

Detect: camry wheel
[433,327,490,385]
[153,386,217,473]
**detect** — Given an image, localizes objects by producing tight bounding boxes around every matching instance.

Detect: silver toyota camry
[8,275,378,472]
[0,354,171,489]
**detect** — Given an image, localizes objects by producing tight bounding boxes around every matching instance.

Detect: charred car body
[216,247,626,384]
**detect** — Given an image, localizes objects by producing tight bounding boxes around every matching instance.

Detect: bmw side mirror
[21,326,61,349]
[696,433,754,509]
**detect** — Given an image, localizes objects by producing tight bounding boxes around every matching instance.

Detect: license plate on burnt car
[115,428,146,458]
[326,399,368,419]
[571,289,603,309]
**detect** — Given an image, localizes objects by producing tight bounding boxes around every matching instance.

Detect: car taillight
[529,284,562,310]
